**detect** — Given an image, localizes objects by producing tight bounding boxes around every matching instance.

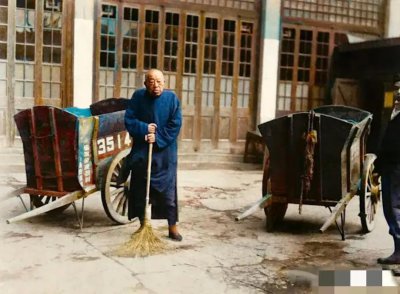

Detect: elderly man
[375,82,400,264]
[125,69,183,241]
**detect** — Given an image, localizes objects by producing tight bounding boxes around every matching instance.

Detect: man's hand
[148,123,157,134]
[146,133,156,144]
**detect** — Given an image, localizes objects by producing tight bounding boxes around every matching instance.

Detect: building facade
[1,0,397,156]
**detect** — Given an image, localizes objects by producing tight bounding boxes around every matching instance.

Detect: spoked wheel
[262,152,288,232]
[30,194,71,214]
[359,153,380,233]
[101,149,132,224]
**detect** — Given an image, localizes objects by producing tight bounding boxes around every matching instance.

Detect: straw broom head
[115,143,165,257]
[116,219,165,257]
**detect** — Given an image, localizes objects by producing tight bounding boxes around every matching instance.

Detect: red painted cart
[6,98,133,227]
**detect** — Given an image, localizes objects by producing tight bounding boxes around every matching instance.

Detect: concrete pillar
[73,0,95,107]
[386,0,400,38]
[257,0,281,124]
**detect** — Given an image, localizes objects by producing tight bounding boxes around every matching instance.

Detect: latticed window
[42,0,62,99]
[202,17,218,108]
[239,22,252,78]
[122,7,138,70]
[222,20,235,77]
[182,14,199,107]
[238,22,253,109]
[0,0,7,119]
[0,0,7,60]
[15,0,35,62]
[277,25,348,116]
[282,0,385,35]
[184,14,198,74]
[144,9,159,70]
[99,4,117,99]
[164,12,179,72]
[15,0,35,99]
[178,0,256,10]
[100,4,116,68]
[121,6,139,98]
[203,17,217,75]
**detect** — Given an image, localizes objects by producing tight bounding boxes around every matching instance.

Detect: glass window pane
[0,7,7,24]
[53,47,61,63]
[0,43,6,59]
[43,46,52,62]
[0,62,5,78]
[26,31,35,44]
[25,81,34,97]
[51,83,60,98]
[53,30,61,45]
[52,66,60,81]
[0,80,6,96]
[15,9,24,26]
[42,65,50,80]
[43,82,50,98]
[15,81,23,96]
[25,64,34,79]
[25,45,34,61]
[43,30,52,45]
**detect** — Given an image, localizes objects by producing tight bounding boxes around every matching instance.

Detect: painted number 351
[97,131,131,155]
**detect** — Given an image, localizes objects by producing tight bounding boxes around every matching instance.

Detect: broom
[117,142,165,257]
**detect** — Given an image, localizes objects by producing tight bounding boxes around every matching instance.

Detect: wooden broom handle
[146,143,153,203]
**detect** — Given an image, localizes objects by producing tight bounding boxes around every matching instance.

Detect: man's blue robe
[125,88,182,223]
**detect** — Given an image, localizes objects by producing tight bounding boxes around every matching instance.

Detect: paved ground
[0,169,398,293]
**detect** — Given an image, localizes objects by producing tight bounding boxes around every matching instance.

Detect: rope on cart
[299,110,318,214]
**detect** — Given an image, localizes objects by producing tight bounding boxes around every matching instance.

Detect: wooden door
[94,1,259,154]
[332,78,362,108]
[1,0,73,147]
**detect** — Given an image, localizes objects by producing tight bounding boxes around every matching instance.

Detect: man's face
[144,70,165,97]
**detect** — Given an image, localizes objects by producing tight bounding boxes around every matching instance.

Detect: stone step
[178,160,261,170]
[0,147,261,174]
[0,147,25,173]
[178,152,244,163]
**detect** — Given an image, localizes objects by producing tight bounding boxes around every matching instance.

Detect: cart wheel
[359,154,380,233]
[101,150,131,224]
[30,195,71,214]
[262,152,288,232]
[265,203,288,232]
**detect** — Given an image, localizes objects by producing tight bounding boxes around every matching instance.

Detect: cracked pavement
[0,169,398,293]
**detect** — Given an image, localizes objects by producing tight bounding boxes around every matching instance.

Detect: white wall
[387,0,400,37]
[73,0,95,108]
[257,0,281,124]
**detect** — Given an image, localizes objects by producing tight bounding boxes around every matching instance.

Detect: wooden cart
[6,98,133,227]
[237,105,380,240]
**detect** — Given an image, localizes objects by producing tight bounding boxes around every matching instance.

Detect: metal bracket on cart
[5,187,96,230]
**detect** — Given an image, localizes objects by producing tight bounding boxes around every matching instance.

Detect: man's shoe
[168,231,183,241]
[377,253,400,264]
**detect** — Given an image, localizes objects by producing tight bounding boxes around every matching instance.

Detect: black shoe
[168,232,183,242]
[377,253,400,264]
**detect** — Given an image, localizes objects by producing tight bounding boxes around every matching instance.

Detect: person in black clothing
[375,88,400,264]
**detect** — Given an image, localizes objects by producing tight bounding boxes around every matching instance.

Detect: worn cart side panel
[318,115,354,201]
[315,105,372,200]
[90,98,129,115]
[91,99,132,188]
[14,107,81,193]
[258,116,290,197]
